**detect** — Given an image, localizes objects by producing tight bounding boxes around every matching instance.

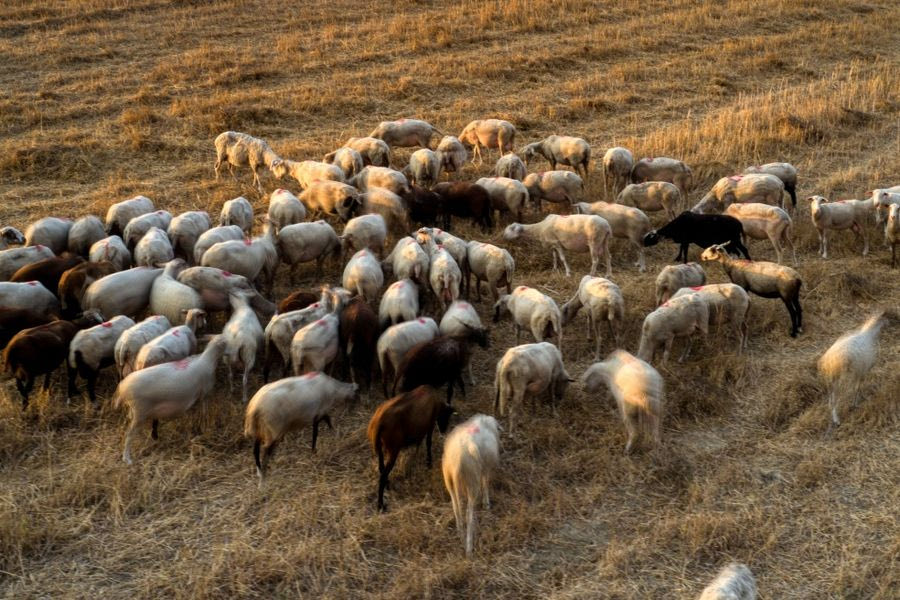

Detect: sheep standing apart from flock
[630,156,693,197]
[504,214,612,277]
[167,211,211,264]
[871,186,900,228]
[25,217,72,255]
[377,317,440,397]
[105,195,154,237]
[133,308,207,371]
[807,195,872,258]
[493,285,563,348]
[637,292,709,364]
[67,315,135,404]
[266,189,306,232]
[602,147,634,198]
[692,174,785,214]
[574,201,651,272]
[339,137,391,167]
[617,181,683,221]
[369,118,443,148]
[697,562,757,600]
[560,275,625,359]
[340,214,387,258]
[435,135,468,175]
[522,135,591,178]
[67,216,106,257]
[214,131,282,193]
[114,315,172,378]
[458,119,516,164]
[464,240,514,302]
[494,342,572,435]
[724,202,796,265]
[672,283,751,353]
[493,153,527,181]
[277,220,341,281]
[744,162,798,209]
[522,170,584,211]
[887,204,900,267]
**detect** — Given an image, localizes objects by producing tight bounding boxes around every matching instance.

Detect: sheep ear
[181,309,189,315]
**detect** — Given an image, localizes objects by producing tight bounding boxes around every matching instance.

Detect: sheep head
[642,230,661,247]
[269,159,287,179]
[521,143,541,164]
[502,223,525,241]
[700,244,728,262]
[0,226,24,246]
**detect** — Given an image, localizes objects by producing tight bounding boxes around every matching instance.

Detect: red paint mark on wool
[728,175,744,182]
[517,286,527,291]
[315,319,326,327]
[101,322,112,328]
[311,303,319,308]
[28,281,37,286]
[222,271,232,277]
[244,239,252,246]
[418,318,426,324]
[690,286,704,291]
[466,425,480,435]
[35,244,44,250]
[172,330,180,336]
[173,359,190,370]
[392,281,403,288]
[303,371,319,379]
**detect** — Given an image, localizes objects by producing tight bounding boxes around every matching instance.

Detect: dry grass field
[1,0,899,597]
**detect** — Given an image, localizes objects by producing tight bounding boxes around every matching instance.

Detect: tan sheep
[630,156,693,196]
[617,181,682,221]
[521,135,591,178]
[637,292,709,364]
[560,275,624,359]
[671,283,750,353]
[602,147,634,198]
[573,201,651,272]
[369,118,443,148]
[693,173,785,214]
[724,202,796,265]
[458,119,516,164]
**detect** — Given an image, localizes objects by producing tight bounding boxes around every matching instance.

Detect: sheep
[522,170,584,210]
[672,283,751,353]
[631,156,693,196]
[818,312,888,430]
[349,165,412,198]
[871,186,900,226]
[433,182,493,232]
[582,350,664,454]
[177,266,274,318]
[245,372,358,482]
[439,300,487,385]
[0,308,57,350]
[105,195,154,237]
[67,216,106,257]
[0,281,60,315]
[10,252,84,297]
[123,210,173,250]
[0,226,25,250]
[66,315,135,404]
[442,414,501,557]
[617,181,683,221]
[574,201,651,272]
[744,161,798,209]
[277,289,319,314]
[369,118,443,148]
[360,187,410,234]
[655,262,707,306]
[697,563,757,600]
[338,296,379,396]
[435,135,468,174]
[271,159,345,189]
[201,220,278,293]
[888,204,900,267]
[522,135,591,178]
[475,176,530,223]
[298,181,360,222]
[89,235,131,271]
[415,227,468,274]
[342,248,384,303]
[323,147,364,179]
[494,342,572,435]
[465,240,514,302]
[643,211,750,263]
[58,260,116,316]
[692,174,785,214]
[214,131,282,193]
[458,119,516,164]
[493,285,562,348]
[503,214,612,277]
[291,314,340,375]
[602,147,634,198]
[115,335,229,464]
[192,225,244,265]
[724,202,796,264]
[493,153,527,181]
[380,279,419,327]
[82,266,162,318]
[383,236,430,287]
[167,211,211,264]
[377,317,440,397]
[405,148,442,188]
[149,259,203,325]
[133,308,207,371]
[221,292,264,404]
[219,196,254,234]
[134,226,174,267]
[25,217,73,255]
[701,243,803,337]
[262,287,336,382]
[340,136,391,167]
[807,195,872,258]
[114,314,171,378]
[414,235,462,312]
[406,185,441,228]
[637,292,709,364]
[340,214,387,257]
[368,385,453,510]
[0,245,56,281]
[560,276,625,359]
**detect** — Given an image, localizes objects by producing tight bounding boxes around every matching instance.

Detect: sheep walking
[725,202,796,265]
[67,315,135,404]
[458,119,516,164]
[214,131,282,194]
[697,563,757,600]
[504,214,612,277]
[522,135,591,178]
[637,292,709,364]
[573,201,651,272]
[493,286,563,348]
[672,283,751,353]
[222,292,264,404]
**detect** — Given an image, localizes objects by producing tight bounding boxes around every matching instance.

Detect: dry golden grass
[1,0,899,598]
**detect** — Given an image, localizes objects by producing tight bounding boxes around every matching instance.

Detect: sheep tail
[541,316,556,342]
[243,407,260,439]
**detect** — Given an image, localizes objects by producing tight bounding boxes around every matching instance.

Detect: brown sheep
[277,289,320,314]
[10,253,84,297]
[0,307,57,350]
[57,261,117,317]
[394,327,489,403]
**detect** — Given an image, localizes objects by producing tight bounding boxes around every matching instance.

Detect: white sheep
[744,161,798,208]
[277,220,341,281]
[82,266,162,318]
[134,226,174,267]
[222,292,264,404]
[807,195,872,258]
[503,214,612,277]
[0,245,56,281]
[582,350,664,454]
[475,177,530,223]
[655,262,706,306]
[192,225,244,265]
[89,235,131,271]
[493,153,527,181]
[340,214,387,257]
[298,180,360,222]
[219,196,254,234]
[176,266,267,315]
[369,118,443,148]
[436,135,468,174]
[458,119,516,164]
[440,300,487,384]
[115,314,171,378]
[266,189,306,232]
[405,148,442,188]
[637,292,709,364]
[415,227,468,274]
[465,240,514,302]
[376,317,440,395]
[201,220,278,292]
[271,159,345,189]
[818,312,888,430]
[360,187,410,233]
[262,287,338,381]
[870,186,900,226]
[493,285,562,347]
[67,216,106,257]
[887,204,900,267]
[522,135,591,178]
[697,563,757,600]
[602,147,634,198]
[342,248,384,303]
[379,278,419,329]
[560,275,624,359]
[0,281,60,314]
[672,283,751,353]
[442,414,501,557]
[115,335,228,464]
[214,131,282,193]
[724,202,796,264]
[383,236,430,286]
[133,308,207,371]
[25,217,72,255]
[167,211,211,264]
[693,174,785,213]
[123,210,173,250]
[340,137,391,167]
[522,170,584,209]
[0,226,25,250]
[631,156,693,196]
[617,182,682,221]
[417,236,462,312]
[494,342,572,435]
[149,259,203,325]
[574,201,651,272]
[323,147,364,179]
[105,195,154,237]
[349,166,411,198]
[67,315,135,404]
[291,314,340,375]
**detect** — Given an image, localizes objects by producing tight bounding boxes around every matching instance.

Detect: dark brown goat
[277,289,319,314]
[433,182,493,232]
[339,296,378,396]
[10,253,84,297]
[0,308,57,350]
[367,385,453,511]
[393,327,489,403]
[57,260,116,317]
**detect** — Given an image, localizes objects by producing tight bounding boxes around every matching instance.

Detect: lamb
[465,240,514,302]
[340,214,387,257]
[643,211,750,263]
[602,147,634,197]
[744,161,798,209]
[672,283,751,353]
[167,211,211,264]
[221,292,264,404]
[133,308,207,371]
[0,226,25,250]
[25,217,73,255]
[494,342,572,435]
[67,216,106,257]
[582,350,664,454]
[439,300,488,385]
[149,259,203,325]
[342,248,384,303]
[219,196,254,234]
[192,225,244,265]
[405,148,442,188]
[617,182,682,221]
[0,244,56,281]
[0,281,60,315]
[291,314,340,375]
[115,335,229,464]
[888,204,900,267]
[58,261,117,316]
[298,181,360,222]
[262,287,336,381]
[66,315,135,404]
[631,156,693,196]
[82,266,162,318]
[807,195,872,258]
[377,317,440,397]
[442,414,501,557]
[271,159,345,189]
[475,176,530,223]
[406,185,441,228]
[574,201,651,272]
[560,276,624,359]
[105,195,154,237]
[114,314,171,378]
[458,119,516,164]
[493,285,562,348]
[369,118,443,148]
[360,187,410,233]
[415,227,468,274]
[701,243,803,337]
[177,266,275,319]
[818,312,888,430]
[503,214,612,277]
[214,131,282,193]
[697,563,757,600]
[339,136,391,167]
[435,135,468,174]
[724,202,796,264]
[338,296,379,396]
[379,279,419,328]
[89,235,131,271]
[349,166,412,198]
[123,210,173,250]
[201,220,278,293]
[433,182,493,232]
[692,174,785,214]
[493,153,527,181]
[522,135,591,178]
[655,262,706,306]
[637,292,709,363]
[383,236,430,287]
[134,226,174,267]
[10,253,84,297]
[323,147,364,179]
[245,372,358,482]
[522,170,584,210]
[368,385,453,510]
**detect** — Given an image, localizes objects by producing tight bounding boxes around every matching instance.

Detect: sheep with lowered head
[349,165,412,198]
[637,292,708,364]
[522,170,584,210]
[672,283,751,353]
[504,214,612,277]
[574,200,651,272]
[167,211,211,264]
[278,220,342,282]
[458,118,516,164]
[339,136,391,167]
[697,563,757,600]
[493,285,562,348]
[201,220,278,293]
[602,147,633,197]
[370,118,443,148]
[67,315,135,404]
[25,217,72,255]
[631,156,693,196]
[67,216,106,257]
[379,278,419,329]
[522,135,591,178]
[360,188,411,234]
[377,317,440,397]
[219,196,254,234]
[0,281,60,315]
[493,153,527,181]
[114,314,171,378]
[193,225,244,265]
[221,292,264,404]
[0,245,56,281]
[323,147,364,179]
[494,342,572,435]
[343,248,384,303]
[560,276,624,359]
[266,189,306,232]
[341,214,387,258]
[89,235,131,272]
[617,181,682,221]
[476,176,530,223]
[655,262,706,306]
[440,300,488,385]
[134,226,174,267]
[725,202,796,265]
[383,236,430,287]
[436,135,468,174]
[692,174,785,214]
[744,161,798,209]
[123,210,172,250]
[133,308,207,371]
[149,259,203,325]
[214,131,282,193]
[271,159,345,189]
[298,181,360,222]
[465,240,514,302]
[405,148,442,188]
[105,195,154,237]
[82,266,162,318]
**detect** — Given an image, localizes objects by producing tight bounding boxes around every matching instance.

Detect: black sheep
[643,210,750,263]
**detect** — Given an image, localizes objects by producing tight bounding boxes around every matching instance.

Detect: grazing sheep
[377,317,440,397]
[465,240,514,302]
[433,182,493,232]
[494,342,572,435]
[0,226,25,250]
[503,214,612,277]
[201,220,278,293]
[582,350,664,454]
[291,314,340,375]
[672,283,751,353]
[436,135,468,174]
[271,159,345,189]
[0,281,60,315]
[631,156,693,196]
[394,329,487,403]
[637,292,709,364]
[493,153,527,181]
[643,211,749,263]
[0,308,56,351]
[277,289,320,314]
[134,226,174,267]
[522,170,584,210]
[522,135,591,178]
[475,176,530,223]
[133,308,207,371]
[67,216,106,257]
[340,137,391,167]
[177,266,272,317]
[67,315,135,404]
[818,312,888,430]
[574,201,651,272]
[415,227,468,274]
[149,259,203,325]
[82,267,162,318]
[167,211,211,264]
[560,276,624,359]
[349,166,412,199]
[10,252,84,297]
[193,225,244,265]
[0,245,56,281]
[379,279,419,329]
[697,563,757,600]
[323,147,364,179]
[114,314,171,378]
[298,181,360,222]
[89,235,131,271]
[105,195,154,237]
[262,287,336,382]
[405,148,442,188]
[617,181,682,221]
[58,261,116,316]
[360,187,410,233]
[341,214,387,257]
[744,161,798,209]
[458,119,516,164]
[219,196,254,234]
[369,118,443,148]
[807,195,872,258]
[342,249,384,303]
[123,210,173,250]
[383,236,430,287]
[701,243,803,337]
[406,184,441,228]
[692,174,785,214]
[338,296,379,395]
[493,285,562,347]
[887,204,900,267]
[115,335,228,464]
[439,300,488,385]
[222,292,264,404]
[214,131,283,193]
[602,147,634,198]
[25,217,73,255]
[724,202,796,264]
[655,262,707,306]
[245,372,358,482]
[442,414,500,557]
[415,236,462,312]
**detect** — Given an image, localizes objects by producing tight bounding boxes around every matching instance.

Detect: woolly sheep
[405,148,442,188]
[744,161,798,208]
[0,245,56,281]
[342,248,384,303]
[377,317,440,397]
[67,216,106,257]
[465,240,514,302]
[167,211,211,264]
[560,276,624,359]
[0,281,60,315]
[114,314,171,378]
[493,285,562,347]
[379,278,419,329]
[493,153,527,181]
[697,563,757,600]
[82,266,162,318]
[214,131,282,193]
[277,220,341,281]
[58,261,117,315]
[349,166,412,198]
[291,313,340,375]
[631,156,693,196]
[341,214,387,257]
[383,236,430,286]
[522,135,591,178]
[219,196,254,234]
[67,315,135,404]
[222,292,264,404]
[494,342,572,435]
[617,181,682,221]
[574,201,651,272]
[149,259,203,325]
[672,283,751,353]
[637,292,708,364]
[602,147,633,197]
[458,119,516,164]
[298,181,360,222]
[323,147,364,179]
[176,266,265,315]
[370,118,442,148]
[360,187,410,233]
[807,195,872,258]
[201,220,278,292]
[522,170,584,210]
[105,195,154,237]
[439,300,487,384]
[192,225,244,265]
[134,226,174,267]
[503,214,612,277]
[89,235,131,271]
[271,159,345,189]
[436,135,468,174]
[415,227,468,274]
[655,262,706,306]
[418,235,462,312]
[475,176,529,223]
[724,202,796,264]
[0,226,25,250]
[262,287,340,381]
[870,186,900,226]
[25,217,72,255]
[266,189,307,232]
[133,308,207,371]
[123,210,173,250]
[340,137,391,167]
[888,204,900,267]
[692,174,785,214]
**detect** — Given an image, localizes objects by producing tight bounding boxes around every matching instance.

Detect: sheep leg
[820,229,828,259]
[465,497,476,558]
[448,478,464,543]
[623,416,638,455]
[17,376,34,409]
[85,372,99,406]
[482,475,491,509]
[783,297,799,337]
[603,239,612,277]
[311,417,321,452]
[66,364,78,400]
[456,375,467,400]
[555,246,572,277]
[678,337,693,362]
[466,363,475,386]
[42,372,51,391]
[122,419,144,465]
[769,233,783,265]
[662,336,674,364]
[242,361,251,405]
[425,428,434,468]
[376,449,395,511]
[151,419,159,440]
[634,242,647,272]
[515,324,521,345]
[226,359,234,393]
[827,385,840,429]
[253,440,263,481]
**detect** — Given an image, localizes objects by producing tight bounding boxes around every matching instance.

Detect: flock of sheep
[2,115,898,599]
